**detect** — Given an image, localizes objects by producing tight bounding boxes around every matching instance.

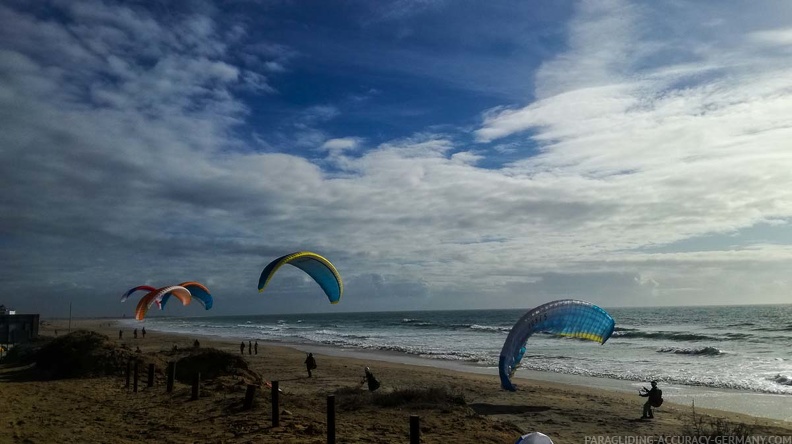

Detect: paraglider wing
[159,282,213,310]
[258,251,343,304]
[134,286,192,321]
[120,285,157,302]
[498,299,615,392]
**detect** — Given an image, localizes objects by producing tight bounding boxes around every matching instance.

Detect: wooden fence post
[147,363,155,388]
[243,384,256,410]
[271,381,280,427]
[125,360,131,389]
[327,394,336,444]
[191,372,200,400]
[133,360,139,393]
[166,362,175,393]
[410,415,420,444]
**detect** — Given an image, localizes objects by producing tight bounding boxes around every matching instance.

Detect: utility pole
[68,302,72,332]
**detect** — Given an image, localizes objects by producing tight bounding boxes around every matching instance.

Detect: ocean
[130,304,792,398]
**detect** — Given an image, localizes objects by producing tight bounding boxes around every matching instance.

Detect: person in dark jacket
[639,380,662,419]
[304,353,317,377]
[362,367,381,392]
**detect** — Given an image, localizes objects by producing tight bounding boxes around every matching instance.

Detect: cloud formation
[2,0,792,317]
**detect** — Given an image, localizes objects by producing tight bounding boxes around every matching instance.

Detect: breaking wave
[657,346,723,356]
[615,331,718,341]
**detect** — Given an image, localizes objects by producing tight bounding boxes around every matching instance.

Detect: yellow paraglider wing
[258,251,343,304]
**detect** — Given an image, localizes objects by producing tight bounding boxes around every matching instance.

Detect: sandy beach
[1,319,791,444]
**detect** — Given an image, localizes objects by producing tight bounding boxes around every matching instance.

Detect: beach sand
[1,319,791,444]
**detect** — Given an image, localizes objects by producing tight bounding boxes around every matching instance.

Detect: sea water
[132,304,792,398]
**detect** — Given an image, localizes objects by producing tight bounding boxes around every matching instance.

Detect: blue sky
[2,0,792,318]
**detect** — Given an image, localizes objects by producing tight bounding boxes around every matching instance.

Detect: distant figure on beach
[133,328,138,339]
[135,346,141,353]
[248,341,252,355]
[639,380,663,419]
[119,330,123,340]
[254,341,258,355]
[193,339,200,348]
[305,353,317,378]
[240,341,245,354]
[142,327,146,338]
[362,367,381,392]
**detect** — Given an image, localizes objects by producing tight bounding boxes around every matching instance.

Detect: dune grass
[334,385,466,411]
[681,402,756,438]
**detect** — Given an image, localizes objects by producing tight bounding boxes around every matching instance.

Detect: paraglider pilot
[639,380,662,419]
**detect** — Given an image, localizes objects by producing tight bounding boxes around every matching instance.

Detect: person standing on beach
[362,367,381,392]
[305,353,317,378]
[248,341,252,355]
[254,341,258,355]
[240,341,245,354]
[133,328,138,339]
[639,380,662,419]
[142,327,146,338]
[119,330,123,340]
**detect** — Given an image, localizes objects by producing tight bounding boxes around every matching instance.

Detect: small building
[0,313,40,344]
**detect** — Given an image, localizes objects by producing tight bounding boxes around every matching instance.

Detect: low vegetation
[31,330,137,379]
[174,347,259,384]
[681,402,756,438]
[334,385,466,411]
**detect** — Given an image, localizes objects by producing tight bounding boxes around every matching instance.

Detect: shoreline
[107,317,792,423]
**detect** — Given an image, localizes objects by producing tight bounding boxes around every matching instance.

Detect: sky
[2,0,792,318]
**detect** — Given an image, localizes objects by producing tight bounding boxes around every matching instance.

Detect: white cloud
[321,137,362,153]
[264,61,286,72]
[466,0,792,302]
[749,28,792,46]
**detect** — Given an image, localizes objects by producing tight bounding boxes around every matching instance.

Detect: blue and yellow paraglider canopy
[499,299,615,391]
[258,251,343,304]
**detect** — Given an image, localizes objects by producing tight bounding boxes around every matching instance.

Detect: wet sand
[1,319,790,444]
